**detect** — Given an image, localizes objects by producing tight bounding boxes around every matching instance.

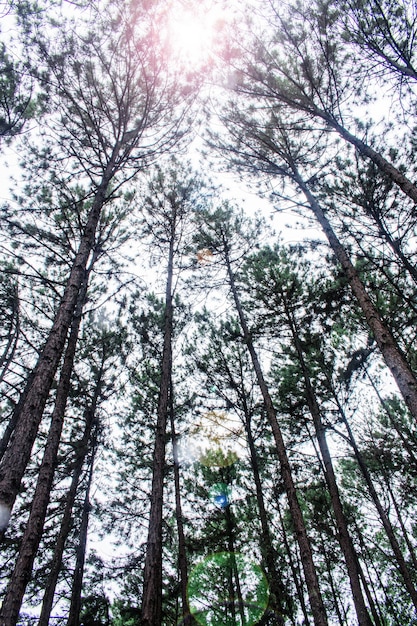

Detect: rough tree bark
[67,439,97,626]
[281,291,373,626]
[290,166,417,422]
[222,238,329,626]
[169,382,192,626]
[141,227,175,626]
[38,394,100,626]
[0,269,90,625]
[0,172,114,527]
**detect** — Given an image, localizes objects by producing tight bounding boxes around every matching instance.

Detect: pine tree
[0,0,194,529]
[192,205,329,626]
[223,0,417,203]
[139,163,204,625]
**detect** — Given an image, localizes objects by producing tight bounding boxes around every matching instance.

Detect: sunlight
[167,4,226,68]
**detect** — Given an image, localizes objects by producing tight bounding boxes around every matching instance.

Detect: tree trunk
[354,521,401,626]
[0,166,115,524]
[282,293,373,626]
[169,382,192,626]
[67,440,97,626]
[321,111,417,205]
[222,241,328,626]
[291,167,417,422]
[333,396,417,610]
[356,558,383,626]
[0,273,90,626]
[38,396,99,626]
[223,504,246,625]
[275,501,311,626]
[366,208,417,287]
[0,280,19,386]
[247,67,417,204]
[0,373,34,462]
[318,533,348,626]
[365,369,417,472]
[243,406,286,624]
[141,230,175,626]
[383,469,417,573]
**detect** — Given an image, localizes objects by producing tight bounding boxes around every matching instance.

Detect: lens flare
[197,248,214,264]
[209,483,231,509]
[190,410,244,468]
[167,5,226,69]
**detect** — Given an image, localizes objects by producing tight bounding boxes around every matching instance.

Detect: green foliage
[111,600,141,626]
[187,552,269,626]
[2,0,417,624]
[79,594,111,626]
[0,42,37,140]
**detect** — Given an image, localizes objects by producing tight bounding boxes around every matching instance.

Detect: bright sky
[167,2,228,68]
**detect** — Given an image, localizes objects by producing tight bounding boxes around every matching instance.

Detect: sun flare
[167,4,226,68]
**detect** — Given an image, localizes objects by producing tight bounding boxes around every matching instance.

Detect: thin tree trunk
[0,272,90,626]
[169,381,192,626]
[291,167,417,422]
[365,369,417,471]
[0,164,115,524]
[324,112,417,205]
[67,440,97,626]
[383,470,417,573]
[332,397,417,610]
[318,534,348,626]
[243,406,286,624]
[276,501,311,626]
[224,505,246,625]
[222,241,328,626]
[282,294,373,626]
[353,537,384,626]
[0,281,19,386]
[38,396,99,626]
[0,372,34,462]
[141,229,175,626]
[354,521,401,626]
[367,209,417,286]
[251,74,417,203]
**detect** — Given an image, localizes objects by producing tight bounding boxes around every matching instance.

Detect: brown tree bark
[222,240,329,626]
[141,228,175,626]
[290,166,417,422]
[169,382,192,626]
[0,171,114,526]
[38,396,99,626]
[354,520,400,626]
[275,500,311,626]
[0,271,90,625]
[281,292,373,626]
[243,28,417,205]
[242,400,286,624]
[67,439,97,626]
[314,109,417,205]
[210,344,287,622]
[318,533,348,626]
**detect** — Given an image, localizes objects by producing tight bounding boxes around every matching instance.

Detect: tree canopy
[0,0,417,625]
